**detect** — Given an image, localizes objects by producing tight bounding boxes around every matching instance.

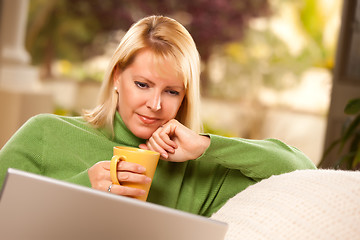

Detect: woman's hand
[139,119,210,162]
[88,161,152,197]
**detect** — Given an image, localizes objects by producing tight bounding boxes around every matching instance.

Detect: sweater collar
[113,111,145,147]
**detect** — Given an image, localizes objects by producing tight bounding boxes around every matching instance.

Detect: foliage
[319,98,360,170]
[26,0,340,102]
[298,0,337,69]
[130,0,271,60]
[205,0,341,100]
[26,0,270,81]
[27,1,97,62]
[207,27,312,100]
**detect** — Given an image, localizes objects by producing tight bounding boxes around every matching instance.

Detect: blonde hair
[83,15,202,133]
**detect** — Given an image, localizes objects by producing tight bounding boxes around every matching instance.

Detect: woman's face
[114,49,185,139]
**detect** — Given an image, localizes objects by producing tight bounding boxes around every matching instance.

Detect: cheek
[118,89,134,120]
[162,97,184,118]
[119,92,142,115]
[118,81,141,110]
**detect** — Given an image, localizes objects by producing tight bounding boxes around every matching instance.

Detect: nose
[146,91,161,111]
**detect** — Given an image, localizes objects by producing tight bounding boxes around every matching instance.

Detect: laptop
[0,168,228,240]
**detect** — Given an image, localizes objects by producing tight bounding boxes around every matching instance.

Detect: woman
[0,16,316,217]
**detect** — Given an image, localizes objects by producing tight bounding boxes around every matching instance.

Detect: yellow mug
[110,146,160,201]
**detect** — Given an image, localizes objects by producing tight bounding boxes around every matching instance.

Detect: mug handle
[110,155,126,185]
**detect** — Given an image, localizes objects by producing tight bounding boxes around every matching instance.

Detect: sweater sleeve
[65,169,91,186]
[197,134,316,181]
[0,116,45,188]
[0,115,93,189]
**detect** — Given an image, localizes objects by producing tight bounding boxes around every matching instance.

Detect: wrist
[194,135,210,159]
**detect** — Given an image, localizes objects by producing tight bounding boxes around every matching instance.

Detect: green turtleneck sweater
[0,113,316,216]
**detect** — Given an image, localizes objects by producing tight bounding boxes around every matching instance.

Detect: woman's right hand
[88,161,152,198]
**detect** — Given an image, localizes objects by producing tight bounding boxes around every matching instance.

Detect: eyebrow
[134,75,185,90]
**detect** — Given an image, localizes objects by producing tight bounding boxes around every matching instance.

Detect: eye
[134,81,149,89]
[166,89,180,96]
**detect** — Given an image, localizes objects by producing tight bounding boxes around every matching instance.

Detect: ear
[113,65,121,89]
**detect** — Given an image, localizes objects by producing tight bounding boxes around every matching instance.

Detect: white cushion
[211,169,360,240]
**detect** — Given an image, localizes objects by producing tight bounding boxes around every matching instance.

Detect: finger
[149,134,175,155]
[102,160,146,173]
[139,143,168,160]
[96,160,111,169]
[139,143,149,150]
[146,124,178,157]
[144,140,167,160]
[157,125,178,149]
[118,161,146,173]
[109,184,146,197]
[151,130,177,153]
[117,172,152,185]
[147,137,169,159]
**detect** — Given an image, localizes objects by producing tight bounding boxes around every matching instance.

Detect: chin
[136,133,152,140]
[131,127,154,140]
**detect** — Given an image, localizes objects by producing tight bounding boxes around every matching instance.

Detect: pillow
[211,169,360,240]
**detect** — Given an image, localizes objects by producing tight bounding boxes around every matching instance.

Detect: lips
[137,113,160,125]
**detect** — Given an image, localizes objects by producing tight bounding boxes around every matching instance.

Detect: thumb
[139,143,149,150]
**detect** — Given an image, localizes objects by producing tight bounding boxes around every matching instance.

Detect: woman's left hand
[139,119,210,162]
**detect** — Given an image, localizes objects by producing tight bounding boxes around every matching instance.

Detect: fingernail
[145,177,152,183]
[161,152,168,159]
[140,190,146,195]
[139,166,146,172]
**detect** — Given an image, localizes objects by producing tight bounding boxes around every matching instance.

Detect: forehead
[130,49,185,87]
